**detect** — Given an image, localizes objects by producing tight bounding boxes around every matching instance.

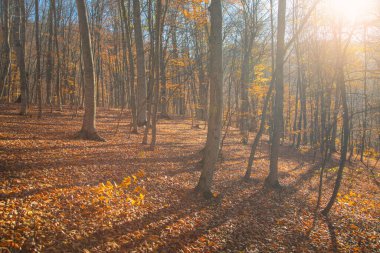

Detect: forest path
[0,105,379,252]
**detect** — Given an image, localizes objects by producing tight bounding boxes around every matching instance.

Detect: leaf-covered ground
[0,104,379,252]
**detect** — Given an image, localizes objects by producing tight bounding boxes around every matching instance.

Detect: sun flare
[326,0,378,23]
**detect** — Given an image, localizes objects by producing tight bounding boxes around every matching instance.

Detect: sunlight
[325,0,377,23]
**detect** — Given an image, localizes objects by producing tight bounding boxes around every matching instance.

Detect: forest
[0,0,379,252]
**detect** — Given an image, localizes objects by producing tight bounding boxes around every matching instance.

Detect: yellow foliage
[92,171,146,207]
[120,176,131,188]
[249,64,271,98]
[180,0,208,26]
[136,170,145,178]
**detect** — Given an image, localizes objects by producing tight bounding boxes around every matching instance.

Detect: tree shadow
[56,190,206,251]
[324,216,339,252]
[154,186,317,252]
[0,180,103,200]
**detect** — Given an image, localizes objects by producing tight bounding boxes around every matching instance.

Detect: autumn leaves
[93,170,146,207]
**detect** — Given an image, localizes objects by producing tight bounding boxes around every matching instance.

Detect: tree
[360,25,368,162]
[244,0,275,180]
[75,0,104,141]
[239,0,257,144]
[13,0,28,115]
[45,0,55,106]
[265,0,286,188]
[133,0,147,126]
[150,0,162,149]
[0,0,11,101]
[195,0,223,198]
[54,0,62,111]
[35,0,42,118]
[321,30,351,216]
[142,0,154,145]
[120,0,138,133]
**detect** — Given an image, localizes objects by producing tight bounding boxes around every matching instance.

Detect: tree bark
[142,0,154,145]
[265,0,286,189]
[0,0,11,101]
[35,0,42,118]
[13,0,28,115]
[195,0,223,198]
[133,0,147,126]
[120,0,138,133]
[54,0,62,111]
[160,40,168,118]
[75,0,104,141]
[45,0,54,106]
[150,0,162,149]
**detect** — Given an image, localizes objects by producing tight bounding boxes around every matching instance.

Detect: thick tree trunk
[75,0,103,141]
[265,0,286,189]
[13,0,28,115]
[195,0,223,198]
[133,0,147,126]
[0,0,11,101]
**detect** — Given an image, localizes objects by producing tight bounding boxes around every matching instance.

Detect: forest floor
[0,104,379,253]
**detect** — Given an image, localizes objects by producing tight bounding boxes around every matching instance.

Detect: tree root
[74,130,105,142]
[264,177,282,189]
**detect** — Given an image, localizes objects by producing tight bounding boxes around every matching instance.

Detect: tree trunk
[120,0,138,133]
[300,73,307,145]
[322,46,350,215]
[35,0,42,118]
[292,73,299,146]
[0,0,11,101]
[13,0,28,115]
[330,85,340,154]
[265,0,286,189]
[75,0,103,141]
[195,0,223,198]
[150,0,162,149]
[45,0,54,106]
[142,0,154,145]
[160,42,168,118]
[194,27,207,121]
[239,7,255,144]
[239,50,250,144]
[360,26,367,162]
[53,0,62,111]
[243,0,276,180]
[133,0,147,126]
